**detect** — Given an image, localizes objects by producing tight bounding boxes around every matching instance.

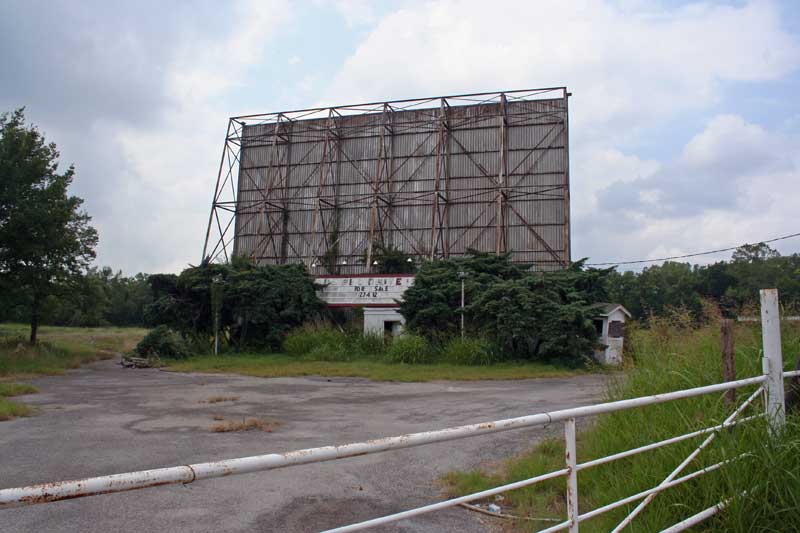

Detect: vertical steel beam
[562,89,572,263]
[443,99,452,258]
[496,93,508,254]
[366,104,392,270]
[383,104,396,250]
[760,288,786,436]
[565,418,579,533]
[332,110,343,272]
[252,114,285,263]
[202,119,235,262]
[279,119,294,264]
[429,98,448,259]
[309,110,338,270]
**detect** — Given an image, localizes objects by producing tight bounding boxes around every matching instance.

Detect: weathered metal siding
[225,89,569,274]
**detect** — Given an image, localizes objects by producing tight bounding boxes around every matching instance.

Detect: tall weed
[441,337,499,365]
[283,326,387,361]
[386,334,435,364]
[447,321,800,532]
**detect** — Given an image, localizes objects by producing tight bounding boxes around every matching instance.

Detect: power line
[586,231,800,267]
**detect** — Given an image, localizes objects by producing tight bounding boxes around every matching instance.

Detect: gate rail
[1,289,797,532]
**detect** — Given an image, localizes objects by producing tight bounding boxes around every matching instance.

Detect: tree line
[606,242,800,320]
[0,267,152,328]
[2,107,798,347]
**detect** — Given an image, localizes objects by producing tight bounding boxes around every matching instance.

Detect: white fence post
[565,418,579,533]
[760,288,785,437]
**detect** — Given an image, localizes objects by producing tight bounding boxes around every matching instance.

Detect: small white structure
[591,303,631,366]
[363,307,406,338]
[315,275,415,338]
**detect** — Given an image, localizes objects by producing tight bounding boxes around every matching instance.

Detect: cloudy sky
[2,0,799,274]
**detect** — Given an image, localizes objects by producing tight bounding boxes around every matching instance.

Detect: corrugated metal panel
[228,90,570,273]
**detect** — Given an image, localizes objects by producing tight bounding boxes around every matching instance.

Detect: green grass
[169,325,585,381]
[0,382,38,420]
[0,382,38,396]
[0,323,147,420]
[166,354,581,382]
[444,318,800,532]
[0,323,147,377]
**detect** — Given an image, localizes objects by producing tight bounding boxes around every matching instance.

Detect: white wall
[595,308,627,366]
[363,308,405,337]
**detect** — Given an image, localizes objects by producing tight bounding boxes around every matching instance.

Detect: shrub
[386,334,435,364]
[283,327,387,360]
[441,338,498,365]
[134,325,189,359]
[283,327,344,357]
[400,252,611,364]
[146,259,324,352]
[305,342,353,362]
[349,332,385,358]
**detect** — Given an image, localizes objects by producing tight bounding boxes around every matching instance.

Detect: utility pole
[458,271,467,339]
[212,275,223,356]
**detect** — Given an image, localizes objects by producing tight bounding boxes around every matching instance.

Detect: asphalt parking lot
[1,360,606,532]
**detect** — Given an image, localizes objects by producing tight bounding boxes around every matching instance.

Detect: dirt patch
[256,495,400,532]
[203,395,240,404]
[211,417,280,433]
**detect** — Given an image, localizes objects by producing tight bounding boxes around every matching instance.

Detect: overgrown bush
[283,326,387,361]
[351,332,385,356]
[385,334,434,364]
[283,327,344,357]
[134,325,189,359]
[441,338,498,365]
[306,342,353,362]
[400,252,611,363]
[399,251,526,342]
[145,257,323,352]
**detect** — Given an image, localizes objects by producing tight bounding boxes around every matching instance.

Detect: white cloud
[571,145,660,218]
[324,0,381,28]
[100,0,292,273]
[6,0,798,274]
[582,114,800,266]
[323,0,800,267]
[324,0,799,140]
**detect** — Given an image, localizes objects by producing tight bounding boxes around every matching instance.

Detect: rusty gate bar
[0,375,767,509]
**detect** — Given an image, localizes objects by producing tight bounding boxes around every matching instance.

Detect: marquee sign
[315,275,415,307]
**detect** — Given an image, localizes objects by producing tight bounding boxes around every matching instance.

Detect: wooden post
[721,319,735,408]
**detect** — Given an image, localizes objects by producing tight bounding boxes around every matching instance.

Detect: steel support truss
[202,88,571,273]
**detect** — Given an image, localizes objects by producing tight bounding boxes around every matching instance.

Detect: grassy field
[0,323,147,420]
[166,355,582,382]
[0,382,38,420]
[167,327,589,382]
[444,318,800,532]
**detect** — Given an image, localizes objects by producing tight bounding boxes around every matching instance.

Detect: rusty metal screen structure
[202,88,571,274]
